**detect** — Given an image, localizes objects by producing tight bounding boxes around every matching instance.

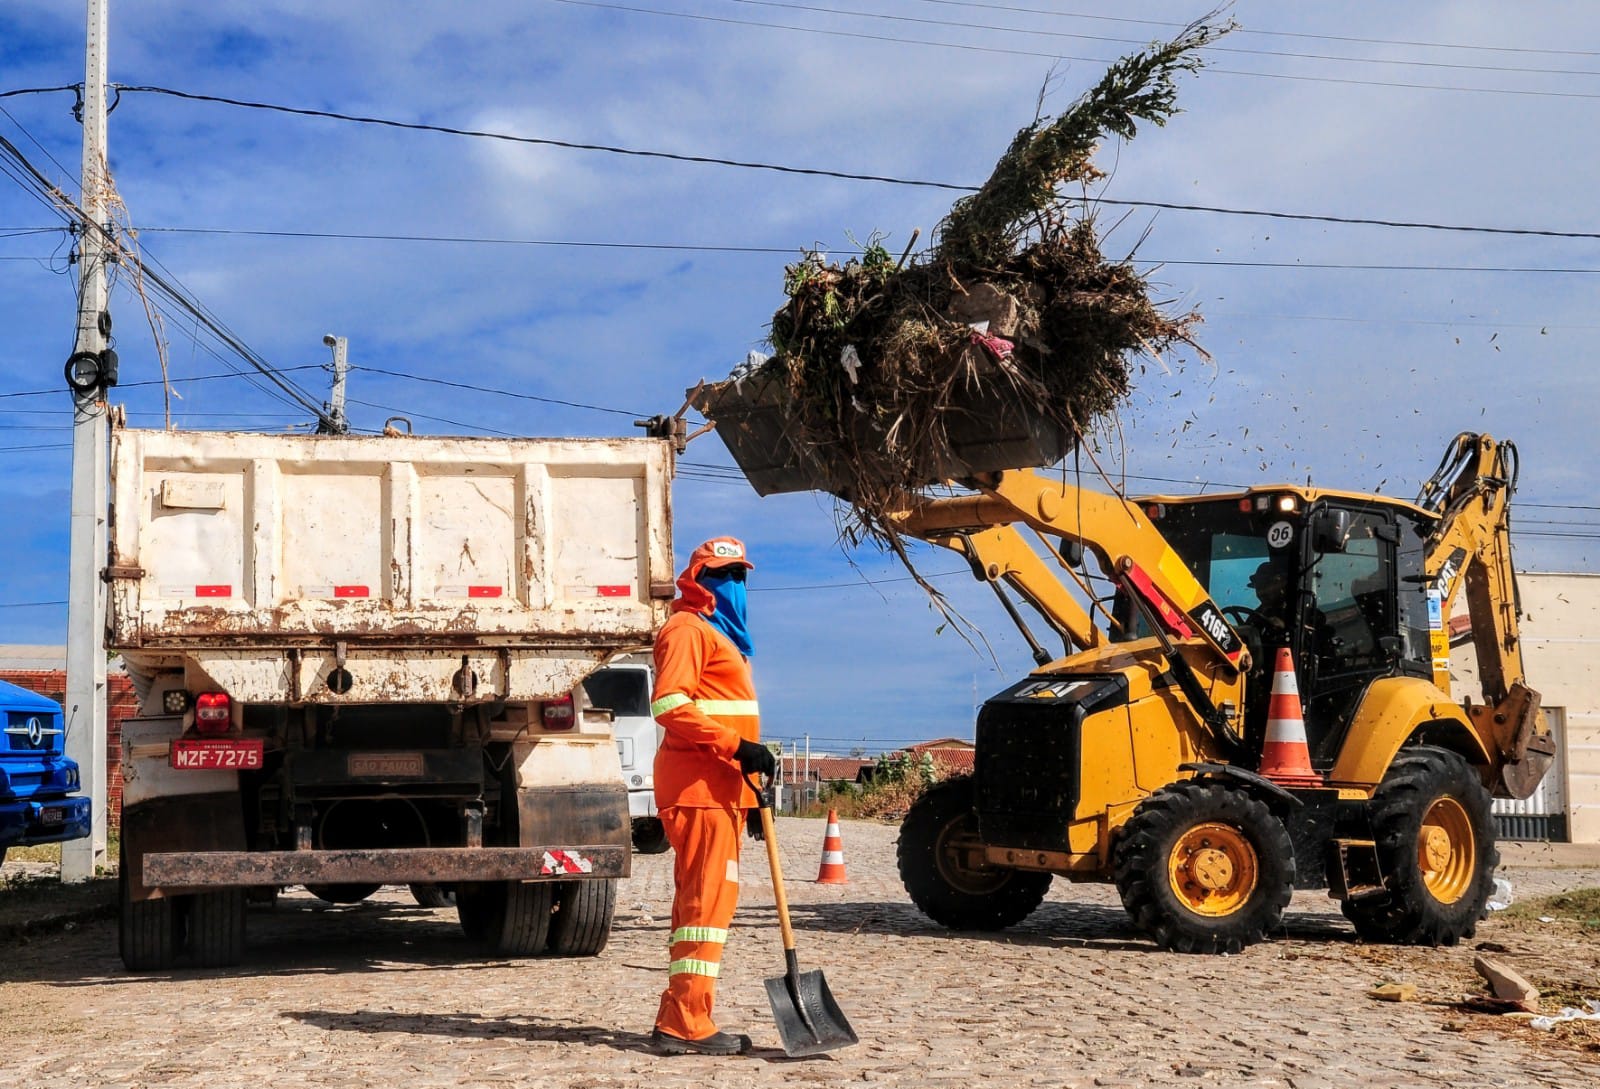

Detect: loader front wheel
[898,777,1050,931]
[1114,780,1294,954]
[1340,746,1497,946]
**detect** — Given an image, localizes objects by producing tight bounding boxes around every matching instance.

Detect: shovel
[747,775,858,1057]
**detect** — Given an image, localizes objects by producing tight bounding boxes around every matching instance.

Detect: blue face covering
[699,568,754,657]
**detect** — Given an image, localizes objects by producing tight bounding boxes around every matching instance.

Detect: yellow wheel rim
[1418,796,1474,904]
[1168,822,1258,917]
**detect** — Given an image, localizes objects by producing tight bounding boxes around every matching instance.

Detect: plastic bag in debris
[1531,999,1600,1031]
[1487,876,1514,911]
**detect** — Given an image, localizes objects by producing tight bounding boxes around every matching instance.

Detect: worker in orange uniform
[648,536,775,1056]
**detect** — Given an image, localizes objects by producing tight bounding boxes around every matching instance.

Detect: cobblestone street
[3,817,1597,1088]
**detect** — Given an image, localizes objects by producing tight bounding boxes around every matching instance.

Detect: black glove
[745,807,765,841]
[735,738,776,778]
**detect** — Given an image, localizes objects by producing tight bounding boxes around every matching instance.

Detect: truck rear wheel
[1340,746,1497,946]
[119,845,179,971]
[547,879,617,956]
[187,888,246,967]
[1114,781,1294,954]
[898,777,1051,931]
[457,880,555,956]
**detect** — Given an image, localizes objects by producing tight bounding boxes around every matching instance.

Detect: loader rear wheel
[547,878,617,956]
[898,777,1051,931]
[457,880,554,956]
[306,883,382,904]
[1114,780,1294,954]
[409,883,456,908]
[119,844,179,972]
[1340,746,1497,946]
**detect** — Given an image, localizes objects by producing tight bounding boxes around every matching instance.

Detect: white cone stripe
[820,850,845,865]
[825,822,841,837]
[1270,669,1300,697]
[1265,716,1310,743]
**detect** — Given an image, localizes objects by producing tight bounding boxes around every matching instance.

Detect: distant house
[778,755,874,789]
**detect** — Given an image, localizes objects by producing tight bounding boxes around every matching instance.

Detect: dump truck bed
[107,427,674,703]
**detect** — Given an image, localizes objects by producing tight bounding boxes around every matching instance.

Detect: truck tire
[187,888,246,967]
[1340,746,1498,946]
[632,817,670,855]
[457,880,554,956]
[1113,780,1294,954]
[119,845,179,971]
[410,883,457,908]
[547,879,618,956]
[305,883,382,904]
[898,777,1051,931]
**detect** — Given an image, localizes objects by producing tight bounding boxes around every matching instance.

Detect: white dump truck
[109,423,674,969]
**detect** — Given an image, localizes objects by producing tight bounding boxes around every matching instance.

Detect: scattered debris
[697,18,1231,552]
[1531,1000,1600,1031]
[1487,876,1514,911]
[1369,982,1418,1002]
[1473,954,1542,1013]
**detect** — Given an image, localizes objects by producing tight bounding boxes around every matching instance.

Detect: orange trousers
[654,804,743,1041]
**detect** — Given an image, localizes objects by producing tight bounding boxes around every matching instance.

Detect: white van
[581,658,668,853]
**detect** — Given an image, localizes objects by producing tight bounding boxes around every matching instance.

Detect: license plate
[40,807,64,825]
[348,752,425,777]
[170,738,264,770]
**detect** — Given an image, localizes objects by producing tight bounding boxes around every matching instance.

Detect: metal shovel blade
[763,964,858,1057]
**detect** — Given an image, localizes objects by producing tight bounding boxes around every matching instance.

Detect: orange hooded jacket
[650,537,761,810]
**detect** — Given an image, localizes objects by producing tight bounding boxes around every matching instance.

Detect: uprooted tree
[699,17,1230,555]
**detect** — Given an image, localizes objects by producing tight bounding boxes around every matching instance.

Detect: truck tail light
[541,694,575,731]
[195,692,232,736]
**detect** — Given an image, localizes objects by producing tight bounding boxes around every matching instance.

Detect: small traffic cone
[1258,647,1323,788]
[815,809,848,884]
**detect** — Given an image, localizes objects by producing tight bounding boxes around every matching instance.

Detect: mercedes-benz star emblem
[25,716,43,746]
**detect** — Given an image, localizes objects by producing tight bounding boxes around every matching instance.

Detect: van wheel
[410,883,456,908]
[1341,746,1497,946]
[548,879,618,956]
[306,883,382,904]
[1114,780,1295,954]
[898,777,1051,930]
[187,889,246,967]
[457,881,554,956]
[632,818,669,854]
[119,844,179,971]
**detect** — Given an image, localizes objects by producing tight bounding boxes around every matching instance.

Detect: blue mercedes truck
[0,678,92,865]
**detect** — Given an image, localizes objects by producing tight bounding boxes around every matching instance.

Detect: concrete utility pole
[318,334,349,435]
[62,0,111,881]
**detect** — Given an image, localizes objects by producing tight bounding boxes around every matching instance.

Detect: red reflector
[195,692,232,736]
[542,695,575,730]
[597,585,630,597]
[333,585,370,598]
[468,586,502,598]
[195,585,232,597]
[1239,499,1253,512]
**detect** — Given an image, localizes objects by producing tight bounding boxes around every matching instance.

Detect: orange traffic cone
[1258,647,1323,788]
[815,809,848,884]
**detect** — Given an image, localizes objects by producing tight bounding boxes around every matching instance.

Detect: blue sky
[2,1,1598,753]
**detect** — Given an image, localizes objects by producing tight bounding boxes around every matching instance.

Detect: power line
[353,366,646,418]
[734,0,1600,78]
[92,86,1600,241]
[908,0,1600,58]
[0,363,328,402]
[545,0,1600,101]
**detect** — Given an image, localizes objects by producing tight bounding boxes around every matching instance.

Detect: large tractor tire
[1340,746,1498,946]
[547,878,618,956]
[456,880,554,956]
[1113,780,1295,954]
[187,888,246,968]
[897,777,1051,931]
[409,883,456,908]
[119,844,179,972]
[306,883,383,904]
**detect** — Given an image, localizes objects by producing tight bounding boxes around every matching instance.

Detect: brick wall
[0,668,137,828]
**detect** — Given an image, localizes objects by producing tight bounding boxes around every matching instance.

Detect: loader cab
[1115,491,1434,769]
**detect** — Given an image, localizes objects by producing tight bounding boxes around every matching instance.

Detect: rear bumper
[0,795,92,848]
[627,787,657,819]
[142,844,626,889]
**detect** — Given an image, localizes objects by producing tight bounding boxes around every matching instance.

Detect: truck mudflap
[142,844,628,889]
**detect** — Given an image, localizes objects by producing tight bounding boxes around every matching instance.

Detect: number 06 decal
[1267,521,1294,549]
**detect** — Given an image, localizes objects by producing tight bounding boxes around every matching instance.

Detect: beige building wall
[1451,573,1600,843]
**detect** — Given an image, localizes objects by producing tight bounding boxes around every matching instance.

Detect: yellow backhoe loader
[892,432,1553,952]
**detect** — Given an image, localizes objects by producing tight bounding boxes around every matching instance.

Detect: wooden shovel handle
[746,775,798,955]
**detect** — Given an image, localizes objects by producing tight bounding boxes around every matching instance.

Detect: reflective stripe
[671,926,729,945]
[651,692,692,717]
[693,699,759,716]
[668,957,721,979]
